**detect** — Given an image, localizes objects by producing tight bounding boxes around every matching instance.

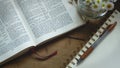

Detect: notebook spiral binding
[64,10,119,68]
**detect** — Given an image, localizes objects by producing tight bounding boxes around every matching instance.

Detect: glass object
[77,0,108,21]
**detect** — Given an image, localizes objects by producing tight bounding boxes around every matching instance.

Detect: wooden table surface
[1,1,120,68]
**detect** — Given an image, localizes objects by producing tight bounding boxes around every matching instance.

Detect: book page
[15,0,84,45]
[0,0,33,63]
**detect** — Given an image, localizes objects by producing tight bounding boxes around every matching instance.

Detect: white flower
[94,0,102,4]
[105,2,114,10]
[101,2,106,9]
[91,4,101,11]
[83,0,115,12]
[85,0,92,5]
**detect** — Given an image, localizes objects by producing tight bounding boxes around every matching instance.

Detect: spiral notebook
[66,10,120,68]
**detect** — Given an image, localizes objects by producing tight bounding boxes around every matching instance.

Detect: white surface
[76,11,120,68]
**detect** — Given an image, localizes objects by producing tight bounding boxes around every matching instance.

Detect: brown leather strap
[31,46,57,61]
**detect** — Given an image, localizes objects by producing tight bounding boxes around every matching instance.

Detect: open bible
[0,0,84,65]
